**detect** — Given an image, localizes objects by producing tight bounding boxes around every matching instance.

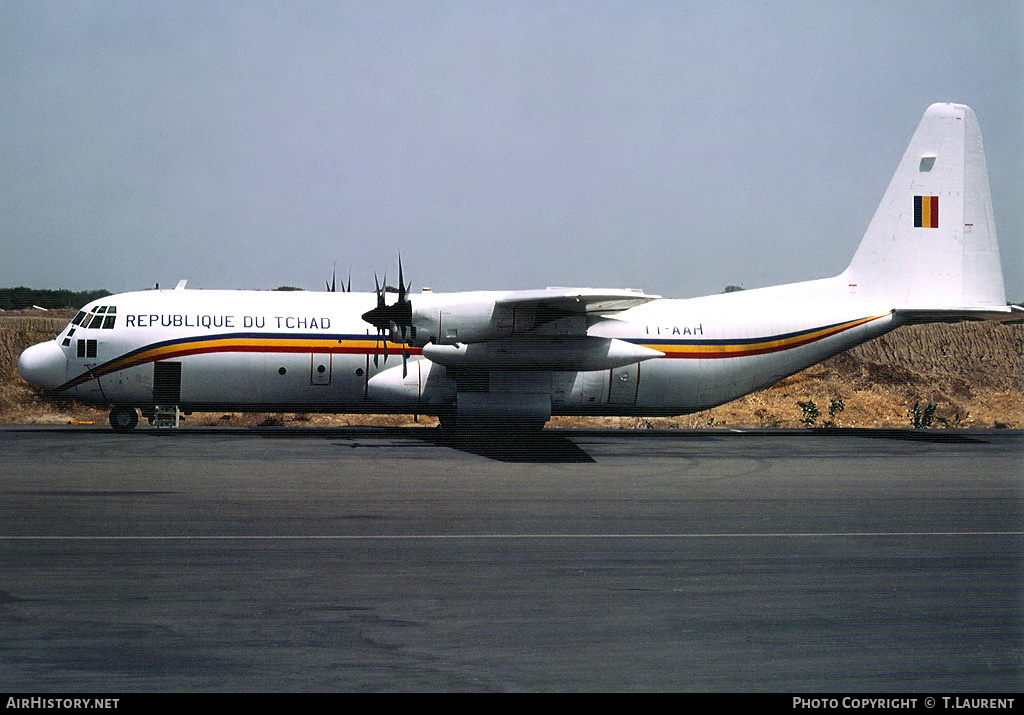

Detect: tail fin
[842,103,1009,315]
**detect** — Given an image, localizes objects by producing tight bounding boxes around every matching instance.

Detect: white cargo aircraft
[18,103,1020,432]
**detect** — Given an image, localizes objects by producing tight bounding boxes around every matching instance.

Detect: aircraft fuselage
[22,284,899,421]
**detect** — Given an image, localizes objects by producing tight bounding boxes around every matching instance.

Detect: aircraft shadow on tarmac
[419,429,596,463]
[230,425,598,463]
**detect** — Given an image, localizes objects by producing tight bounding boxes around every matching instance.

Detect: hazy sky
[2,1,1022,299]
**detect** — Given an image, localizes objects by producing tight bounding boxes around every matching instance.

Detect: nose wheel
[109,406,139,432]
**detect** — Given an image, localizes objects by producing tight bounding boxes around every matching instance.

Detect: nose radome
[18,341,67,390]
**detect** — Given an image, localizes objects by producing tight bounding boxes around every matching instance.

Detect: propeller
[326,264,353,293]
[361,255,416,376]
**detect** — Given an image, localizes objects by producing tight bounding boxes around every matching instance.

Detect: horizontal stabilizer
[893,305,1023,324]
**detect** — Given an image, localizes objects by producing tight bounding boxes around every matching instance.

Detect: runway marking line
[2,531,1022,540]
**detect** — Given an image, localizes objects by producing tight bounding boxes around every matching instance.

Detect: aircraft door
[68,338,104,399]
[153,361,182,403]
[608,363,640,405]
[310,353,332,385]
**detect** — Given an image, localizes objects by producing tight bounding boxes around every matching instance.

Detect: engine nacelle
[365,360,456,407]
[422,337,662,371]
[408,292,514,346]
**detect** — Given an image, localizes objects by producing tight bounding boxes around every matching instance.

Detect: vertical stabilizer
[842,103,1006,309]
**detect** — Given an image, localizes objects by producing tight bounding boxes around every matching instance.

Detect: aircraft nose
[18,341,67,390]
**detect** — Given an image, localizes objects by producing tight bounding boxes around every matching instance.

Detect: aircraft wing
[418,286,663,371]
[494,287,660,316]
[406,287,660,349]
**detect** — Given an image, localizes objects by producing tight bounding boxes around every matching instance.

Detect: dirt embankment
[2,313,1021,429]
[670,322,1022,430]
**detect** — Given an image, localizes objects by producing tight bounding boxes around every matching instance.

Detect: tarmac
[1,425,1021,691]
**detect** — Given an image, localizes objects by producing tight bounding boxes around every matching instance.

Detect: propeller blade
[362,256,416,373]
[397,254,406,303]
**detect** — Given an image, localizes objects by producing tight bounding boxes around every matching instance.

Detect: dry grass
[0,312,102,424]
[2,314,1020,429]
[0,314,69,382]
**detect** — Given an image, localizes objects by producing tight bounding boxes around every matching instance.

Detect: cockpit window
[75,306,117,330]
